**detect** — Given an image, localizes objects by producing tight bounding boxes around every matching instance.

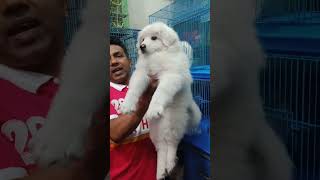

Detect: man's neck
[111,81,127,86]
[111,77,130,86]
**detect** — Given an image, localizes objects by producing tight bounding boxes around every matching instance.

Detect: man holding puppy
[109,37,158,180]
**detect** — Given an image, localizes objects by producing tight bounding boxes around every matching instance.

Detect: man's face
[110,44,130,85]
[0,0,65,71]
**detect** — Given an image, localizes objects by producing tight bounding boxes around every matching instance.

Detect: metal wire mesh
[256,0,320,23]
[190,65,211,122]
[110,28,139,71]
[149,0,210,66]
[260,54,320,180]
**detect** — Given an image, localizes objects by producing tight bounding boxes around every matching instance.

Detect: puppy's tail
[180,41,193,67]
[187,100,202,131]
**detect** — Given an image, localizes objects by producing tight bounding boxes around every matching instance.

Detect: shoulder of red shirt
[0,64,59,94]
[110,82,127,92]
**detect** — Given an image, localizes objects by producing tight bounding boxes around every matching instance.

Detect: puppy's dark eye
[151,36,157,40]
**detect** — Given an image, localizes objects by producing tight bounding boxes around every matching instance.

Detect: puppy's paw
[120,100,137,114]
[29,123,85,167]
[166,157,178,176]
[144,104,164,121]
[156,165,167,180]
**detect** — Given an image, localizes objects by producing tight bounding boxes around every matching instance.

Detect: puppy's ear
[159,26,179,47]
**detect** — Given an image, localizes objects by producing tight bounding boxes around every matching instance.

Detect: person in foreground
[0,0,106,179]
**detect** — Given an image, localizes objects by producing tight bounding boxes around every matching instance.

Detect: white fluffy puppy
[29,0,107,167]
[121,22,202,179]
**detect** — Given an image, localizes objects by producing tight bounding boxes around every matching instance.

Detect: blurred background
[257,0,320,180]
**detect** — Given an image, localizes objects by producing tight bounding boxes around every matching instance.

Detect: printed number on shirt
[1,117,44,165]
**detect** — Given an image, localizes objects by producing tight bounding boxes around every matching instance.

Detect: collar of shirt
[0,64,59,94]
[110,81,127,91]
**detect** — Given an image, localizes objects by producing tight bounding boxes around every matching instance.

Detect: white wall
[127,0,171,29]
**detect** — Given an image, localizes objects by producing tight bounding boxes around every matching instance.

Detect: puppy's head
[137,22,180,55]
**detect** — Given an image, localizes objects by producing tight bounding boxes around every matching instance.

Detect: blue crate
[256,22,320,56]
[260,54,320,180]
[191,65,210,80]
[183,117,210,154]
[256,1,320,56]
[182,142,211,180]
[149,0,210,66]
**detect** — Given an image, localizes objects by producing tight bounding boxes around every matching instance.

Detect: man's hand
[135,78,158,118]
[110,78,158,143]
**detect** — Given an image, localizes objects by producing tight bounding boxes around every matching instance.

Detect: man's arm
[110,79,157,143]
[110,106,147,143]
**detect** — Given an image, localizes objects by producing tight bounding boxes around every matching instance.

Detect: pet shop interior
[64,0,320,179]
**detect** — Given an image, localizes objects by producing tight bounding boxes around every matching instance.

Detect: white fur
[180,41,193,66]
[28,0,107,167]
[121,22,202,179]
[213,0,293,180]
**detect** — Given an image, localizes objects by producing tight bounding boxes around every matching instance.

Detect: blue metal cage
[256,0,320,24]
[149,0,210,67]
[257,0,320,179]
[260,54,320,180]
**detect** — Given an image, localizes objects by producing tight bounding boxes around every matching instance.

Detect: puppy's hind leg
[155,141,168,180]
[165,140,179,175]
[165,111,188,175]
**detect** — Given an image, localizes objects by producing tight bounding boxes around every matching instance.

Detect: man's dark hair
[110,37,129,58]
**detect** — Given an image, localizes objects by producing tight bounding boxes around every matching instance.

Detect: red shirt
[110,82,157,180]
[0,65,59,179]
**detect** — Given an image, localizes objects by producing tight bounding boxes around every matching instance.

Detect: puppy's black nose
[140,44,146,52]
